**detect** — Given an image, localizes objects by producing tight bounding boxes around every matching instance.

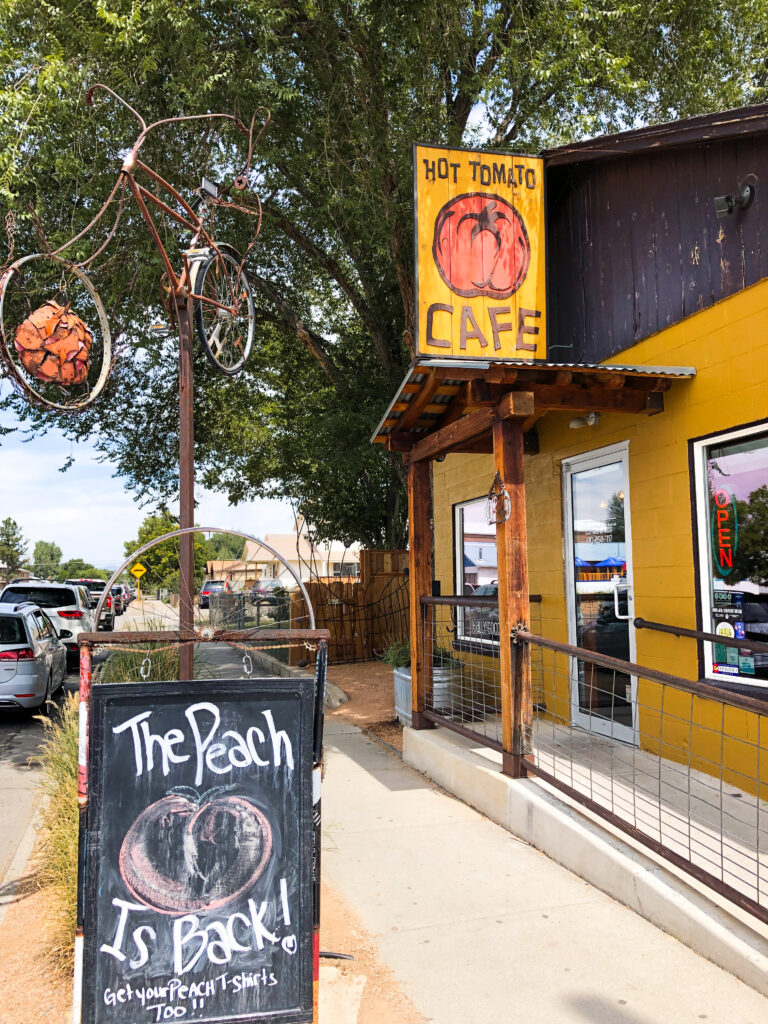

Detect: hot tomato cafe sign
[414,144,545,360]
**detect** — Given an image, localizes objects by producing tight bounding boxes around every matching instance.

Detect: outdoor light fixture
[569,411,601,429]
[713,183,755,218]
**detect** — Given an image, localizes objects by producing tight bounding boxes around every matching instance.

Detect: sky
[1,405,295,571]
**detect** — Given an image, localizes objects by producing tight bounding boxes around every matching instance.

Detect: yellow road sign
[131,563,147,579]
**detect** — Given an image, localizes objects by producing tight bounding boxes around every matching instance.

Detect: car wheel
[38,674,53,716]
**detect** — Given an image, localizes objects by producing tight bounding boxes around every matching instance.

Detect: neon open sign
[711,487,738,577]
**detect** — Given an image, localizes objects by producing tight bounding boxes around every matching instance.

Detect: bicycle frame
[53,84,267,316]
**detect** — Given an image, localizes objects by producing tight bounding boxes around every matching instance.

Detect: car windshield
[0,586,77,609]
[210,581,225,590]
[0,616,26,644]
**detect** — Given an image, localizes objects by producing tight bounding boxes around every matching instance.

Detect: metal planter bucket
[394,666,460,726]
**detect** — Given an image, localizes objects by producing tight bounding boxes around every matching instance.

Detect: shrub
[35,692,79,969]
[381,640,411,668]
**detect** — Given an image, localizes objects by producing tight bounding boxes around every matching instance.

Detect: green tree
[731,486,768,586]
[208,533,246,562]
[0,517,27,576]
[57,558,107,581]
[33,539,63,577]
[2,1,767,545]
[123,512,210,589]
[605,492,626,543]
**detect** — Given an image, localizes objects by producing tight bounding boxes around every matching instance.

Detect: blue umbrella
[595,556,625,567]
[574,557,592,567]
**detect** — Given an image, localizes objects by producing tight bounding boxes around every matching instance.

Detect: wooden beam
[593,371,626,389]
[408,460,434,730]
[386,430,422,453]
[493,419,533,778]
[395,371,445,432]
[409,391,534,462]
[530,385,648,413]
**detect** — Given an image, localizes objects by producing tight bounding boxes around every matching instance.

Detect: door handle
[613,582,632,621]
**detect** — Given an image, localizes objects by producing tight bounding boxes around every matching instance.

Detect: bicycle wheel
[0,253,112,411]
[192,248,255,376]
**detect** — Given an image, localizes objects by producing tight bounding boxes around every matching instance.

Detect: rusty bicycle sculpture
[0,85,268,410]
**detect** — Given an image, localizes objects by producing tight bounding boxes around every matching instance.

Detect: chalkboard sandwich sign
[79,679,314,1024]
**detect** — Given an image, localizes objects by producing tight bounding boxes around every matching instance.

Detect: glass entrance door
[563,445,637,743]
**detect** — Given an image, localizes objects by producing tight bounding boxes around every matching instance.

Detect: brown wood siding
[546,137,768,362]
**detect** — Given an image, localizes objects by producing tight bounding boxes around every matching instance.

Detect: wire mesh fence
[416,598,768,923]
[520,630,768,924]
[418,596,542,749]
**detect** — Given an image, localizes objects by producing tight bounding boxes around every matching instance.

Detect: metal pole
[176,296,195,680]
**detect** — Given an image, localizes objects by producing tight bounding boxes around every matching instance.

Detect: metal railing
[416,599,768,925]
[517,628,768,926]
[419,596,542,750]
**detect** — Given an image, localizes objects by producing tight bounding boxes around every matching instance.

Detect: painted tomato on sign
[432,193,531,299]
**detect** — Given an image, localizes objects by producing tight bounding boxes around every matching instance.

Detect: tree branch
[249,272,341,386]
[262,202,368,321]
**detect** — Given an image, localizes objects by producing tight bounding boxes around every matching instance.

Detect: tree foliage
[123,511,210,588]
[732,487,768,587]
[0,516,27,575]
[2,1,767,545]
[57,558,107,581]
[208,532,246,562]
[33,539,63,577]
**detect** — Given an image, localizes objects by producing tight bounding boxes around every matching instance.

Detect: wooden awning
[372,357,695,460]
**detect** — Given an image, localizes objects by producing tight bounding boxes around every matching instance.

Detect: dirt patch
[327,661,404,753]
[0,852,420,1024]
[320,880,424,1023]
[0,860,72,1023]
[0,661,412,1024]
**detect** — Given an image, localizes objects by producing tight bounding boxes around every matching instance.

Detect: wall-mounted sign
[414,144,545,360]
[711,487,738,577]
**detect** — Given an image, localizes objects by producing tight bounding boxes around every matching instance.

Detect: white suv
[64,578,115,630]
[0,603,67,710]
[0,581,96,667]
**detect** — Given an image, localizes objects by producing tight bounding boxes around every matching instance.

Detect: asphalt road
[0,665,79,889]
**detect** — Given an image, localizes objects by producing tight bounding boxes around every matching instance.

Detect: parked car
[249,579,285,605]
[110,586,126,616]
[742,601,768,673]
[64,578,115,630]
[464,582,499,642]
[199,579,227,609]
[0,581,96,667]
[0,602,67,710]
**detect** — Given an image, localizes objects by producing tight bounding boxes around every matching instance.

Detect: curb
[251,648,348,708]
[0,794,43,930]
[404,725,768,997]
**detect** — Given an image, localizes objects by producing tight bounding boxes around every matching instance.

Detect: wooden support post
[492,419,533,777]
[408,459,434,730]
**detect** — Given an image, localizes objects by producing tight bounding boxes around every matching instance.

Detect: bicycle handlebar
[85,84,269,191]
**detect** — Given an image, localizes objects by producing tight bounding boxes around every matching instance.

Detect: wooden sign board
[80,679,314,1024]
[414,143,546,361]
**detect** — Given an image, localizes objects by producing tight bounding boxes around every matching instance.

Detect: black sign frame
[82,678,314,1024]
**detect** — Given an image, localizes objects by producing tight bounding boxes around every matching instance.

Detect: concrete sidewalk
[321,719,767,1023]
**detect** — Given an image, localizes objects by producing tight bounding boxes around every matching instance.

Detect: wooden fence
[289,550,409,665]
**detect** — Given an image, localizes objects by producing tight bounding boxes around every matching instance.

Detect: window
[694,423,768,684]
[454,496,498,644]
[0,586,76,608]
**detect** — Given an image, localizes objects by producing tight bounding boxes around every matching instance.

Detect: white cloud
[1,421,294,569]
